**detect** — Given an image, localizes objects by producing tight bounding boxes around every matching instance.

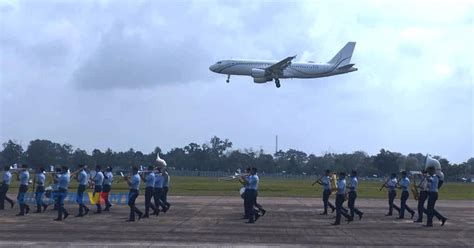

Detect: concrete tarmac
[0,196,472,247]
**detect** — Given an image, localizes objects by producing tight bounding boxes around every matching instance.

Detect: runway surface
[0,196,472,247]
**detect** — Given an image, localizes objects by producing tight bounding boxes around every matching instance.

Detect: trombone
[218,172,245,182]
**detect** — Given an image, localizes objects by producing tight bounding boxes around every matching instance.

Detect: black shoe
[137,212,143,221]
[84,208,90,216]
[25,206,30,214]
[331,208,336,213]
[126,219,135,222]
[16,213,25,216]
[152,209,160,216]
[53,218,62,221]
[423,224,433,227]
[260,209,266,216]
[11,202,15,209]
[162,207,169,213]
[103,208,110,212]
[0,207,4,210]
[331,222,340,225]
[241,215,250,219]
[441,218,447,226]
[64,212,69,220]
[347,217,353,223]
[320,212,328,215]
[413,220,422,223]
[396,217,404,219]
[246,219,255,224]
[255,214,261,222]
[142,214,149,218]
[75,214,84,217]
[43,204,48,212]
[359,213,363,220]
[385,213,392,216]
[410,212,415,219]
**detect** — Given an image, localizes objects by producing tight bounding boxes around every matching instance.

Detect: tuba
[330,173,338,194]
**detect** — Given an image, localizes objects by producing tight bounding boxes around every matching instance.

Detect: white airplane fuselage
[209,42,357,87]
[209,60,357,80]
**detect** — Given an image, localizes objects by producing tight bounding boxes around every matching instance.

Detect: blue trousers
[0,184,14,209]
[17,185,29,214]
[128,189,142,220]
[335,194,352,224]
[399,191,414,218]
[93,185,103,212]
[56,188,69,219]
[35,185,46,210]
[76,184,88,214]
[348,191,363,218]
[322,189,335,213]
[388,190,400,215]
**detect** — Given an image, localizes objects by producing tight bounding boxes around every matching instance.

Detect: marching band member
[425,166,447,227]
[312,169,336,215]
[125,166,143,222]
[51,167,61,211]
[0,165,14,210]
[397,171,415,219]
[34,167,48,213]
[102,166,113,211]
[239,167,251,219]
[16,164,30,216]
[414,170,428,223]
[383,173,401,216]
[332,172,352,225]
[74,165,90,217]
[142,165,156,218]
[162,168,171,210]
[153,166,168,215]
[245,167,261,224]
[92,165,104,214]
[54,166,70,221]
[348,171,363,220]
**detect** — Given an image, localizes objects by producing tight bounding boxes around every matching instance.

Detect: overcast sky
[0,0,472,163]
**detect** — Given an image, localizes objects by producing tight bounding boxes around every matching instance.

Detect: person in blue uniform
[74,165,90,217]
[383,173,401,216]
[92,165,104,214]
[125,166,143,222]
[50,167,61,211]
[414,170,428,223]
[162,168,171,210]
[347,171,363,220]
[34,167,48,213]
[0,166,14,210]
[16,164,31,216]
[332,172,353,225]
[244,167,262,224]
[397,171,415,219]
[54,166,70,221]
[312,169,336,215]
[425,166,447,227]
[153,167,168,215]
[102,166,113,211]
[141,165,156,218]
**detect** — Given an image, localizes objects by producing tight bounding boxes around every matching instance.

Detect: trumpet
[218,172,245,182]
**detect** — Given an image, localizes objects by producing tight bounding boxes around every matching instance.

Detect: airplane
[209,42,357,88]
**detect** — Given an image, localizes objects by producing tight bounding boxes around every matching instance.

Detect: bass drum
[240,187,246,199]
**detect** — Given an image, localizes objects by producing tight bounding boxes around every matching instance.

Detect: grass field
[8,176,474,200]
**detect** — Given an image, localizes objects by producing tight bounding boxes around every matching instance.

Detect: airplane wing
[265,55,296,76]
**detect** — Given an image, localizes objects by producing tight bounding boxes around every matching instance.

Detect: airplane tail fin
[328,42,356,68]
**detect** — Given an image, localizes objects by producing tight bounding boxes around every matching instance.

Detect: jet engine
[253,77,272,83]
[251,68,266,78]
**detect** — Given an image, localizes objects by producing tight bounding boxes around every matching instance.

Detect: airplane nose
[209,64,216,72]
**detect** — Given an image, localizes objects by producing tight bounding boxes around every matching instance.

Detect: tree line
[1,137,472,181]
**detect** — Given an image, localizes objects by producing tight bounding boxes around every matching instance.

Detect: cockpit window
[217,61,222,64]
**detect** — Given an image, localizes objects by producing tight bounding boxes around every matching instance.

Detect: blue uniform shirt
[248,174,259,190]
[19,170,29,186]
[387,178,397,191]
[154,173,164,188]
[94,171,104,186]
[37,172,46,185]
[400,177,410,192]
[58,172,70,190]
[3,171,12,185]
[428,175,439,192]
[322,176,330,190]
[349,176,358,192]
[78,170,88,186]
[163,172,170,187]
[145,173,155,188]
[130,174,140,190]
[337,178,346,195]
[103,171,113,186]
